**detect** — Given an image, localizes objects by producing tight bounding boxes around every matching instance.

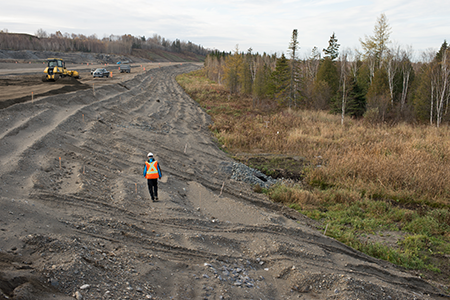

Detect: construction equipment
[42,58,80,82]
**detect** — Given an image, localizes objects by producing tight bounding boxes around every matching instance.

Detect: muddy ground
[0,61,449,300]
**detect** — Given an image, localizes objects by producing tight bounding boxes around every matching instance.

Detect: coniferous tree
[346,77,366,118]
[412,66,432,123]
[366,68,390,121]
[316,57,339,95]
[361,13,391,65]
[269,54,291,105]
[323,32,340,61]
[253,64,272,103]
[435,40,448,62]
[239,58,253,95]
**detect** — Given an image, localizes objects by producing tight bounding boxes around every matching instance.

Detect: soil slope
[0,64,447,299]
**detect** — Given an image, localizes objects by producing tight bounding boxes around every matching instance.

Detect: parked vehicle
[119,64,131,73]
[93,68,109,78]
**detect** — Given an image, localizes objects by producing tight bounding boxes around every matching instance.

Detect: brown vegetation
[177,69,450,290]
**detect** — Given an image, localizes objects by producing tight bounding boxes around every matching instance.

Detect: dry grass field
[177,69,450,290]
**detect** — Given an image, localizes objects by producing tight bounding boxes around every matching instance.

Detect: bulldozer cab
[48,58,64,68]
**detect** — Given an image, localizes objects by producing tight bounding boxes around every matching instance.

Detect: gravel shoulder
[0,63,447,299]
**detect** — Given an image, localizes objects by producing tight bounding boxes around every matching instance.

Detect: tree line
[204,14,450,126]
[0,28,209,56]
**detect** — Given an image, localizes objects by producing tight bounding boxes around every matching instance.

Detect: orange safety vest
[145,161,159,179]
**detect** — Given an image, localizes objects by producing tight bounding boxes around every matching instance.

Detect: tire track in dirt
[0,64,447,299]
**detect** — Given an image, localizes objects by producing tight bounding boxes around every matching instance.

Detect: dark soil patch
[0,76,90,110]
[0,75,83,86]
[235,153,308,181]
[0,252,71,300]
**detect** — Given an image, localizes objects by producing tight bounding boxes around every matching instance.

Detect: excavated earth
[0,62,449,300]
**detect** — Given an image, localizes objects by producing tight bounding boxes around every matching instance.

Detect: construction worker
[143,152,162,202]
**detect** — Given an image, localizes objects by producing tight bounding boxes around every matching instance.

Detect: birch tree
[385,46,400,105]
[339,49,350,124]
[399,46,414,112]
[435,45,450,127]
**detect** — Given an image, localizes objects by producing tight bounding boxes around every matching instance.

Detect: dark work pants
[147,179,158,200]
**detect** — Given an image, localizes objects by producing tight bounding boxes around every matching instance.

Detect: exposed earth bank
[0,61,448,299]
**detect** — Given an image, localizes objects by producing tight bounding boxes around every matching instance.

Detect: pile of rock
[228,162,277,188]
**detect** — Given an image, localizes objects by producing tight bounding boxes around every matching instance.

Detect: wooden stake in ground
[59,157,61,170]
[93,84,95,96]
[82,114,84,123]
[135,183,137,194]
[219,182,225,196]
[31,92,34,103]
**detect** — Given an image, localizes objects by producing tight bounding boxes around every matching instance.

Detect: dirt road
[0,62,189,109]
[0,64,447,299]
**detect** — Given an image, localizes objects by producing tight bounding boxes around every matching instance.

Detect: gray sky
[1,0,449,58]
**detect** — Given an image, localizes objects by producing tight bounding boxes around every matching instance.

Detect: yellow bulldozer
[42,58,80,82]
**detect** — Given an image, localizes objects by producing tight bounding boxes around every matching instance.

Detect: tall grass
[214,102,450,206]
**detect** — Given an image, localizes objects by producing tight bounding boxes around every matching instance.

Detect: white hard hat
[147,152,153,157]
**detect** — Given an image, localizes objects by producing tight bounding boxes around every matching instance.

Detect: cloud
[0,0,448,55]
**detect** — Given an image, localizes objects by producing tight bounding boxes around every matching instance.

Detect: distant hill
[0,32,207,63]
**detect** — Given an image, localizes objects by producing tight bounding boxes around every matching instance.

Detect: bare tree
[307,46,321,82]
[288,29,300,108]
[348,49,360,80]
[35,28,47,38]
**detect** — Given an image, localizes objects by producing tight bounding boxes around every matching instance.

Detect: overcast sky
[1,0,449,59]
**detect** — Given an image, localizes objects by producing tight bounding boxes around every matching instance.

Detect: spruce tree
[269,54,291,105]
[316,57,339,95]
[346,77,366,118]
[323,32,340,61]
[435,40,448,62]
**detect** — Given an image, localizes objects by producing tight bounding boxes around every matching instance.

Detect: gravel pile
[220,162,277,188]
[202,260,265,289]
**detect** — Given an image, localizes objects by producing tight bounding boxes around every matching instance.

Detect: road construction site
[0,58,447,299]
